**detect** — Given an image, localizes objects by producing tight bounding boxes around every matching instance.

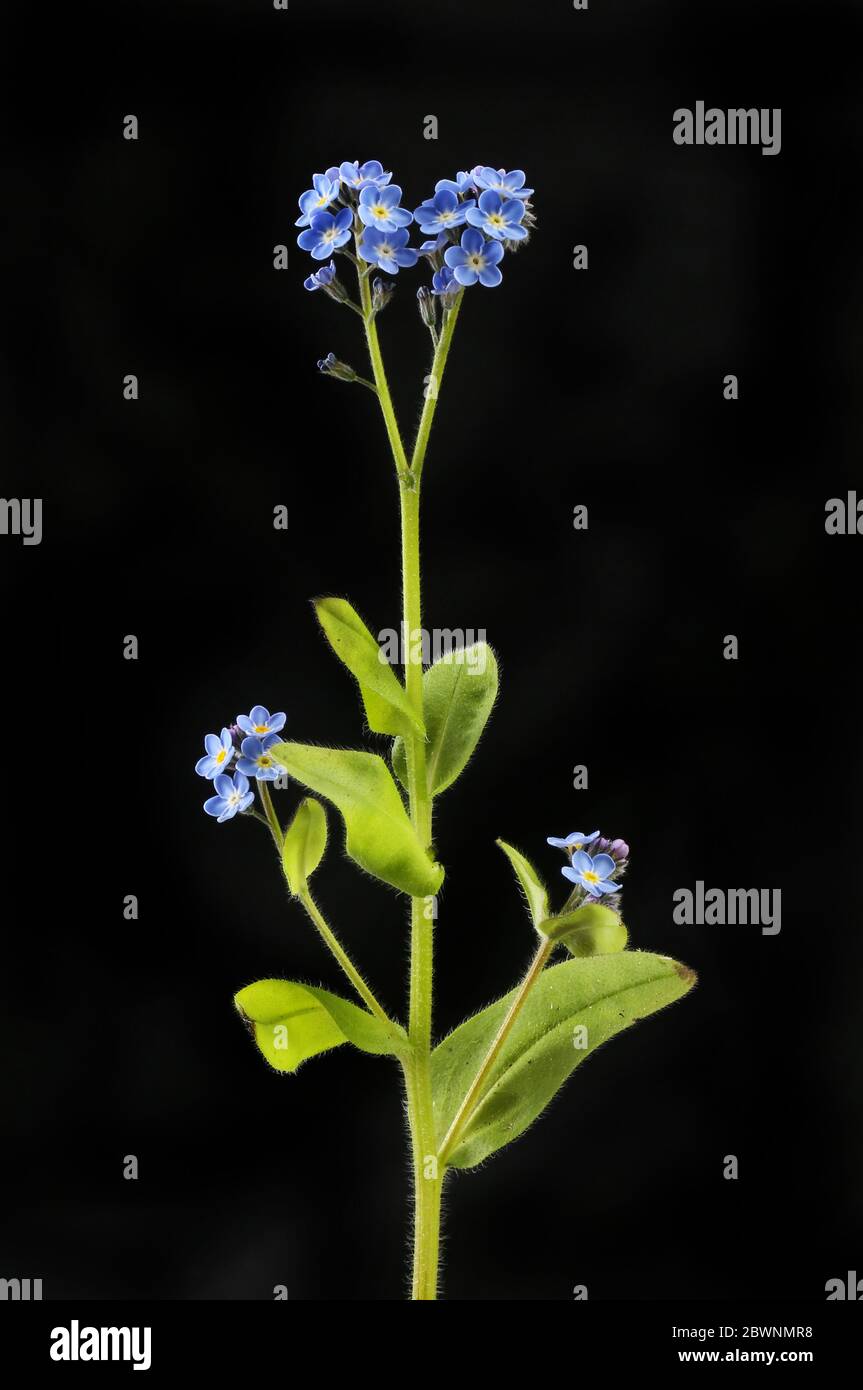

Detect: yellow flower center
[258,756,273,768]
[254,724,269,734]
[215,749,227,764]
[582,870,599,884]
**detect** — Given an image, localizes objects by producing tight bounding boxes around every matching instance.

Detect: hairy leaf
[315,597,423,738]
[543,902,629,956]
[496,838,549,927]
[272,742,444,897]
[432,952,696,1169]
[392,643,498,795]
[281,797,328,896]
[235,978,405,1073]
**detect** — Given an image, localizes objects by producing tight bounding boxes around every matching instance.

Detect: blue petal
[204,796,226,817]
[479,265,503,287]
[195,755,215,777]
[591,854,616,879]
[571,850,594,872]
[236,757,257,776]
[561,866,580,884]
[461,227,484,254]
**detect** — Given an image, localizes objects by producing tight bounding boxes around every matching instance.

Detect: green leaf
[281,797,327,896]
[391,643,498,796]
[432,952,696,1169]
[315,597,423,738]
[235,978,405,1073]
[543,902,629,957]
[271,742,444,898]
[496,838,549,927]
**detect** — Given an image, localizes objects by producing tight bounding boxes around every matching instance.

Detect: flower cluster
[547,830,630,904]
[195,706,286,822]
[295,160,536,298]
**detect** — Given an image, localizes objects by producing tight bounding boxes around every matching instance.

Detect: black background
[3,0,862,1302]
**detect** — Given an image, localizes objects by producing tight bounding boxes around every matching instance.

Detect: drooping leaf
[271,742,444,897]
[432,952,696,1169]
[543,902,629,957]
[235,978,406,1073]
[281,797,327,896]
[315,597,423,738]
[496,838,549,928]
[391,643,498,795]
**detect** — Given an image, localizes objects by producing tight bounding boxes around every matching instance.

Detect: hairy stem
[298,891,396,1033]
[353,254,465,1300]
[438,936,555,1167]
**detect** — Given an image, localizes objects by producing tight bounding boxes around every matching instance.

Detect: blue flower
[195,727,235,780]
[236,734,282,782]
[339,159,391,190]
[304,259,337,292]
[444,228,504,287]
[472,166,534,200]
[237,705,287,738]
[358,227,418,273]
[295,171,342,227]
[204,771,254,823]
[413,188,475,235]
[358,184,412,230]
[547,830,600,851]
[562,851,620,898]
[297,207,354,260]
[466,190,527,241]
[432,265,458,297]
[436,172,476,197]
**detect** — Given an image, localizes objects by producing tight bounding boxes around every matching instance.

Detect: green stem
[299,890,395,1034]
[357,245,410,477]
[259,783,393,1032]
[409,291,464,483]
[353,255,465,1300]
[257,781,284,850]
[438,936,555,1167]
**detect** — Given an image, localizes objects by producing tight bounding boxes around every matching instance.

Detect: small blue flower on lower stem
[547,830,600,851]
[339,159,391,190]
[304,259,337,292]
[204,771,254,823]
[295,172,342,227]
[466,190,527,241]
[444,228,504,287]
[413,188,475,235]
[358,227,418,273]
[236,734,282,782]
[472,166,534,200]
[562,851,620,897]
[195,728,235,779]
[297,207,354,259]
[237,706,287,738]
[358,183,412,230]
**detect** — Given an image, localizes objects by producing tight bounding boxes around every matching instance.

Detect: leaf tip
[674,961,698,988]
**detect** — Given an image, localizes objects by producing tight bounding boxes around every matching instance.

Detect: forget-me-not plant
[193,156,695,1300]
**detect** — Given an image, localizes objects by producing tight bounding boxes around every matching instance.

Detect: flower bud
[372,276,395,315]
[416,285,438,332]
[317,353,358,383]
